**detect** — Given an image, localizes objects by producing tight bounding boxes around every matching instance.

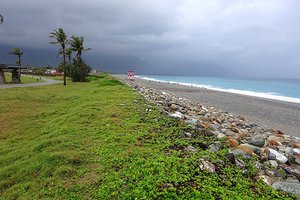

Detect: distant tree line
[49,28,91,85]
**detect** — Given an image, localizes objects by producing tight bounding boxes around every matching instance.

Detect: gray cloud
[1,0,300,77]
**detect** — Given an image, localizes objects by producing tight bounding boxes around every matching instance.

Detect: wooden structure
[0,63,27,84]
[127,70,135,81]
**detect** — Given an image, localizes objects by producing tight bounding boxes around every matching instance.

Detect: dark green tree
[49,28,68,86]
[69,35,91,82]
[71,58,91,82]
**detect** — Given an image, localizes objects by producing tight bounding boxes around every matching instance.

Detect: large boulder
[272,180,300,198]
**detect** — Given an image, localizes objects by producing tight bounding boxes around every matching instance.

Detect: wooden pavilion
[0,63,27,84]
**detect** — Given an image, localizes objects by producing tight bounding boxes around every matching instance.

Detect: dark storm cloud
[1,0,300,77]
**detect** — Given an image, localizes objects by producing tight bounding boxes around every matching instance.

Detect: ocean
[137,75,300,104]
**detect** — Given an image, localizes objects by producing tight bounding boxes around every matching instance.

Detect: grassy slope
[0,75,293,199]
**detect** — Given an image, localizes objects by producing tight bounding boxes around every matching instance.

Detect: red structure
[127,70,135,81]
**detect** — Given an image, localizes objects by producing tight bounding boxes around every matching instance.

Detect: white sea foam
[136,76,300,104]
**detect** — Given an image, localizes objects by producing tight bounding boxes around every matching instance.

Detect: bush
[71,58,91,82]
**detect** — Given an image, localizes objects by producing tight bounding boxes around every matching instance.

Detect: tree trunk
[68,56,72,79]
[18,55,21,66]
[0,69,6,84]
[18,55,21,83]
[79,54,83,82]
[12,69,20,84]
[63,49,67,86]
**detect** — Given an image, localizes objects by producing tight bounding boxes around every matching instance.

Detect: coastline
[115,74,300,137]
[137,75,300,104]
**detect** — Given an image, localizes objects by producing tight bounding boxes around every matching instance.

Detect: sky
[1,0,300,78]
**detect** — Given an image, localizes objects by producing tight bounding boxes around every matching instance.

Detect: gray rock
[184,146,198,153]
[185,118,198,126]
[169,112,184,119]
[295,158,300,166]
[230,149,251,159]
[208,143,222,153]
[197,128,215,137]
[216,132,226,138]
[183,132,192,138]
[293,148,300,155]
[197,116,210,122]
[268,135,285,143]
[278,146,292,155]
[280,164,300,181]
[268,148,288,163]
[269,160,279,168]
[241,143,261,154]
[225,153,236,164]
[266,170,286,179]
[272,180,300,198]
[254,161,262,170]
[210,124,221,131]
[199,159,215,173]
[258,175,272,186]
[236,159,245,168]
[250,135,266,147]
[170,104,179,111]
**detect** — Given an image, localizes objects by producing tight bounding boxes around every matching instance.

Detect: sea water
[137,75,300,104]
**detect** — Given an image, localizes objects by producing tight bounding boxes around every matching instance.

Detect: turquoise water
[137,75,300,103]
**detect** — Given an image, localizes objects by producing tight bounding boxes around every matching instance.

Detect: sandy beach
[116,74,300,137]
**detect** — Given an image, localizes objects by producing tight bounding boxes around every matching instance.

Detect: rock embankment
[120,78,300,198]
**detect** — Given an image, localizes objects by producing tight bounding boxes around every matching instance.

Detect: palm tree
[65,48,72,64]
[49,28,68,86]
[65,48,72,78]
[9,48,24,65]
[69,35,91,82]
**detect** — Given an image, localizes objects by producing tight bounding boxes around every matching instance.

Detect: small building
[21,69,33,74]
[0,63,27,84]
[45,69,57,75]
[44,69,63,76]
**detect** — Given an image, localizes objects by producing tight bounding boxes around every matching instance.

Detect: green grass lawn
[4,73,44,84]
[39,74,65,81]
[0,75,294,199]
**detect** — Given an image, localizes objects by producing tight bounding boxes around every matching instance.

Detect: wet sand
[116,75,300,137]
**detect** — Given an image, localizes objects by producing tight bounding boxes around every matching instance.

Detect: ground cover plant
[0,75,294,199]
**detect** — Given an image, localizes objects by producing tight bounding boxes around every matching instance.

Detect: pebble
[120,77,300,196]
[293,148,300,155]
[185,118,198,126]
[208,143,222,153]
[269,160,279,168]
[268,148,288,163]
[268,135,285,143]
[184,146,198,153]
[183,132,192,138]
[250,135,266,147]
[169,112,184,119]
[227,138,239,147]
[225,153,236,164]
[200,159,216,173]
[230,149,251,159]
[240,143,261,155]
[258,175,272,186]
